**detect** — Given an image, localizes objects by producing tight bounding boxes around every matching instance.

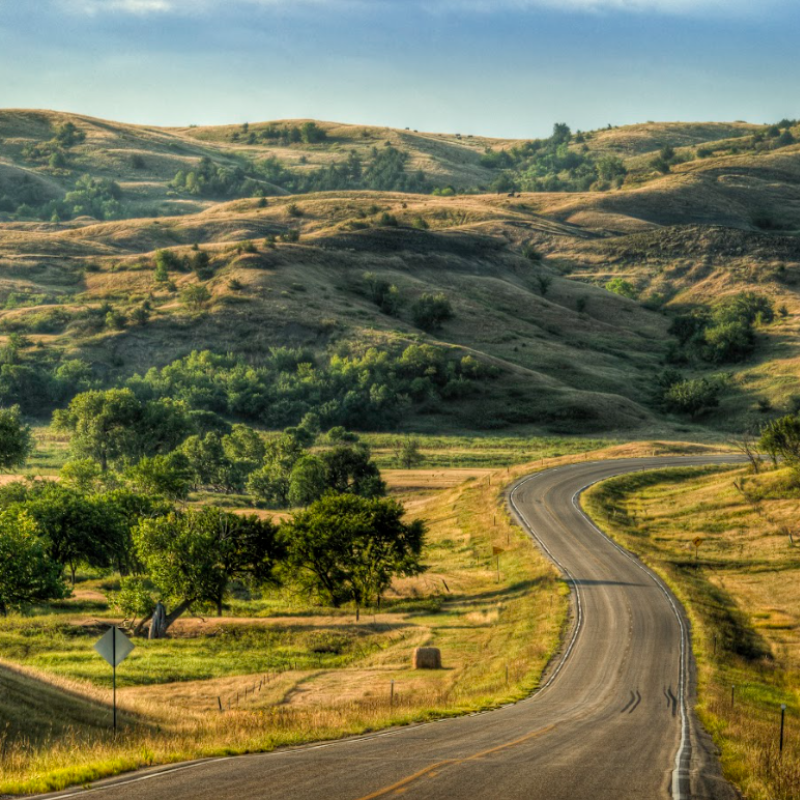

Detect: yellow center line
[353,724,556,800]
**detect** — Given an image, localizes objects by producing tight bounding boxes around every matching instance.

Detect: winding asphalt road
[38,456,741,800]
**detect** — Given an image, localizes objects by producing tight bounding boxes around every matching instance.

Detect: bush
[411,293,454,332]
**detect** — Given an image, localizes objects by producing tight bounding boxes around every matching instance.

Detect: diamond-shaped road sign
[94,625,134,667]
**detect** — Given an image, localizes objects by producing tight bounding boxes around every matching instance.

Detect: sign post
[692,537,703,570]
[93,626,134,736]
[492,546,504,583]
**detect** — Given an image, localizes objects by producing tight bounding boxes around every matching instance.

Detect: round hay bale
[412,647,442,670]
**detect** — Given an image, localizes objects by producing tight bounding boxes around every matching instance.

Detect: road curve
[38,456,741,800]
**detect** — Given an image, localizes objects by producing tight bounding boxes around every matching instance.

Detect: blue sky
[0,0,797,137]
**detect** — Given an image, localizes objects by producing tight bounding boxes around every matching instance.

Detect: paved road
[39,456,740,800]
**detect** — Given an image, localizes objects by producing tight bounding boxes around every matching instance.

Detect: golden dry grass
[0,441,717,794]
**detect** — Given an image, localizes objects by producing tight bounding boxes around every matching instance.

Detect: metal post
[218,696,223,712]
[780,704,786,755]
[713,635,717,657]
[112,627,117,737]
[390,680,395,708]
[731,685,735,709]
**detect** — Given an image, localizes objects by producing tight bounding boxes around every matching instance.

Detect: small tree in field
[181,284,212,311]
[394,437,424,469]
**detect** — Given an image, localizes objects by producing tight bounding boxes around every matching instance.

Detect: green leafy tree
[0,405,33,471]
[288,454,327,507]
[179,432,246,493]
[2,482,133,583]
[759,415,800,464]
[54,391,192,471]
[0,509,66,615]
[59,459,103,493]
[702,320,755,364]
[181,283,212,311]
[125,452,193,500]
[53,389,141,472]
[662,377,722,419]
[134,507,282,629]
[605,278,637,300]
[284,494,426,611]
[321,443,386,498]
[111,576,156,633]
[394,437,424,469]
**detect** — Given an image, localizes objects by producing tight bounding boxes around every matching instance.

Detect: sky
[0,0,797,138]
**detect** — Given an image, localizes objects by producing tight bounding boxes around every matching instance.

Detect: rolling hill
[1,110,799,436]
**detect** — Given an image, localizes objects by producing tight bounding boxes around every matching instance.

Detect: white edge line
[569,474,694,800]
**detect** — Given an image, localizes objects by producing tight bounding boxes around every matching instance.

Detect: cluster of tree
[0,356,97,415]
[360,274,454,330]
[247,122,328,146]
[124,345,496,431]
[480,124,628,193]
[0,475,425,630]
[170,156,262,199]
[668,292,775,365]
[4,175,123,222]
[50,382,388,504]
[170,145,430,201]
[153,245,214,282]
[19,121,85,168]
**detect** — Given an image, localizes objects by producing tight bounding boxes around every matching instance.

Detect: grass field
[0,439,718,794]
[584,464,800,800]
[0,457,571,794]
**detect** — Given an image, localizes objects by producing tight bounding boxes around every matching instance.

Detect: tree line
[0,410,426,631]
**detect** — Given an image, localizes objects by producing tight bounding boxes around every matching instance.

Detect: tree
[394,437,424,469]
[759,415,800,465]
[0,509,66,615]
[288,454,327,507]
[702,321,754,364]
[0,405,33,471]
[125,452,193,500]
[181,284,212,311]
[1,482,129,583]
[59,459,103,493]
[54,391,192,471]
[285,494,426,612]
[663,377,721,419]
[53,389,142,472]
[134,507,282,631]
[179,432,246,493]
[321,443,386,498]
[411,293,454,332]
[300,122,327,144]
[605,278,637,300]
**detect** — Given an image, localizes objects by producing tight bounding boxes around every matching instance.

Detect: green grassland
[0,452,578,795]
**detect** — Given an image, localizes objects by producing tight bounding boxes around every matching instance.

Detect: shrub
[411,293,454,332]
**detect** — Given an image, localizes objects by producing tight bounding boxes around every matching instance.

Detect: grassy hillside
[1,110,800,435]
